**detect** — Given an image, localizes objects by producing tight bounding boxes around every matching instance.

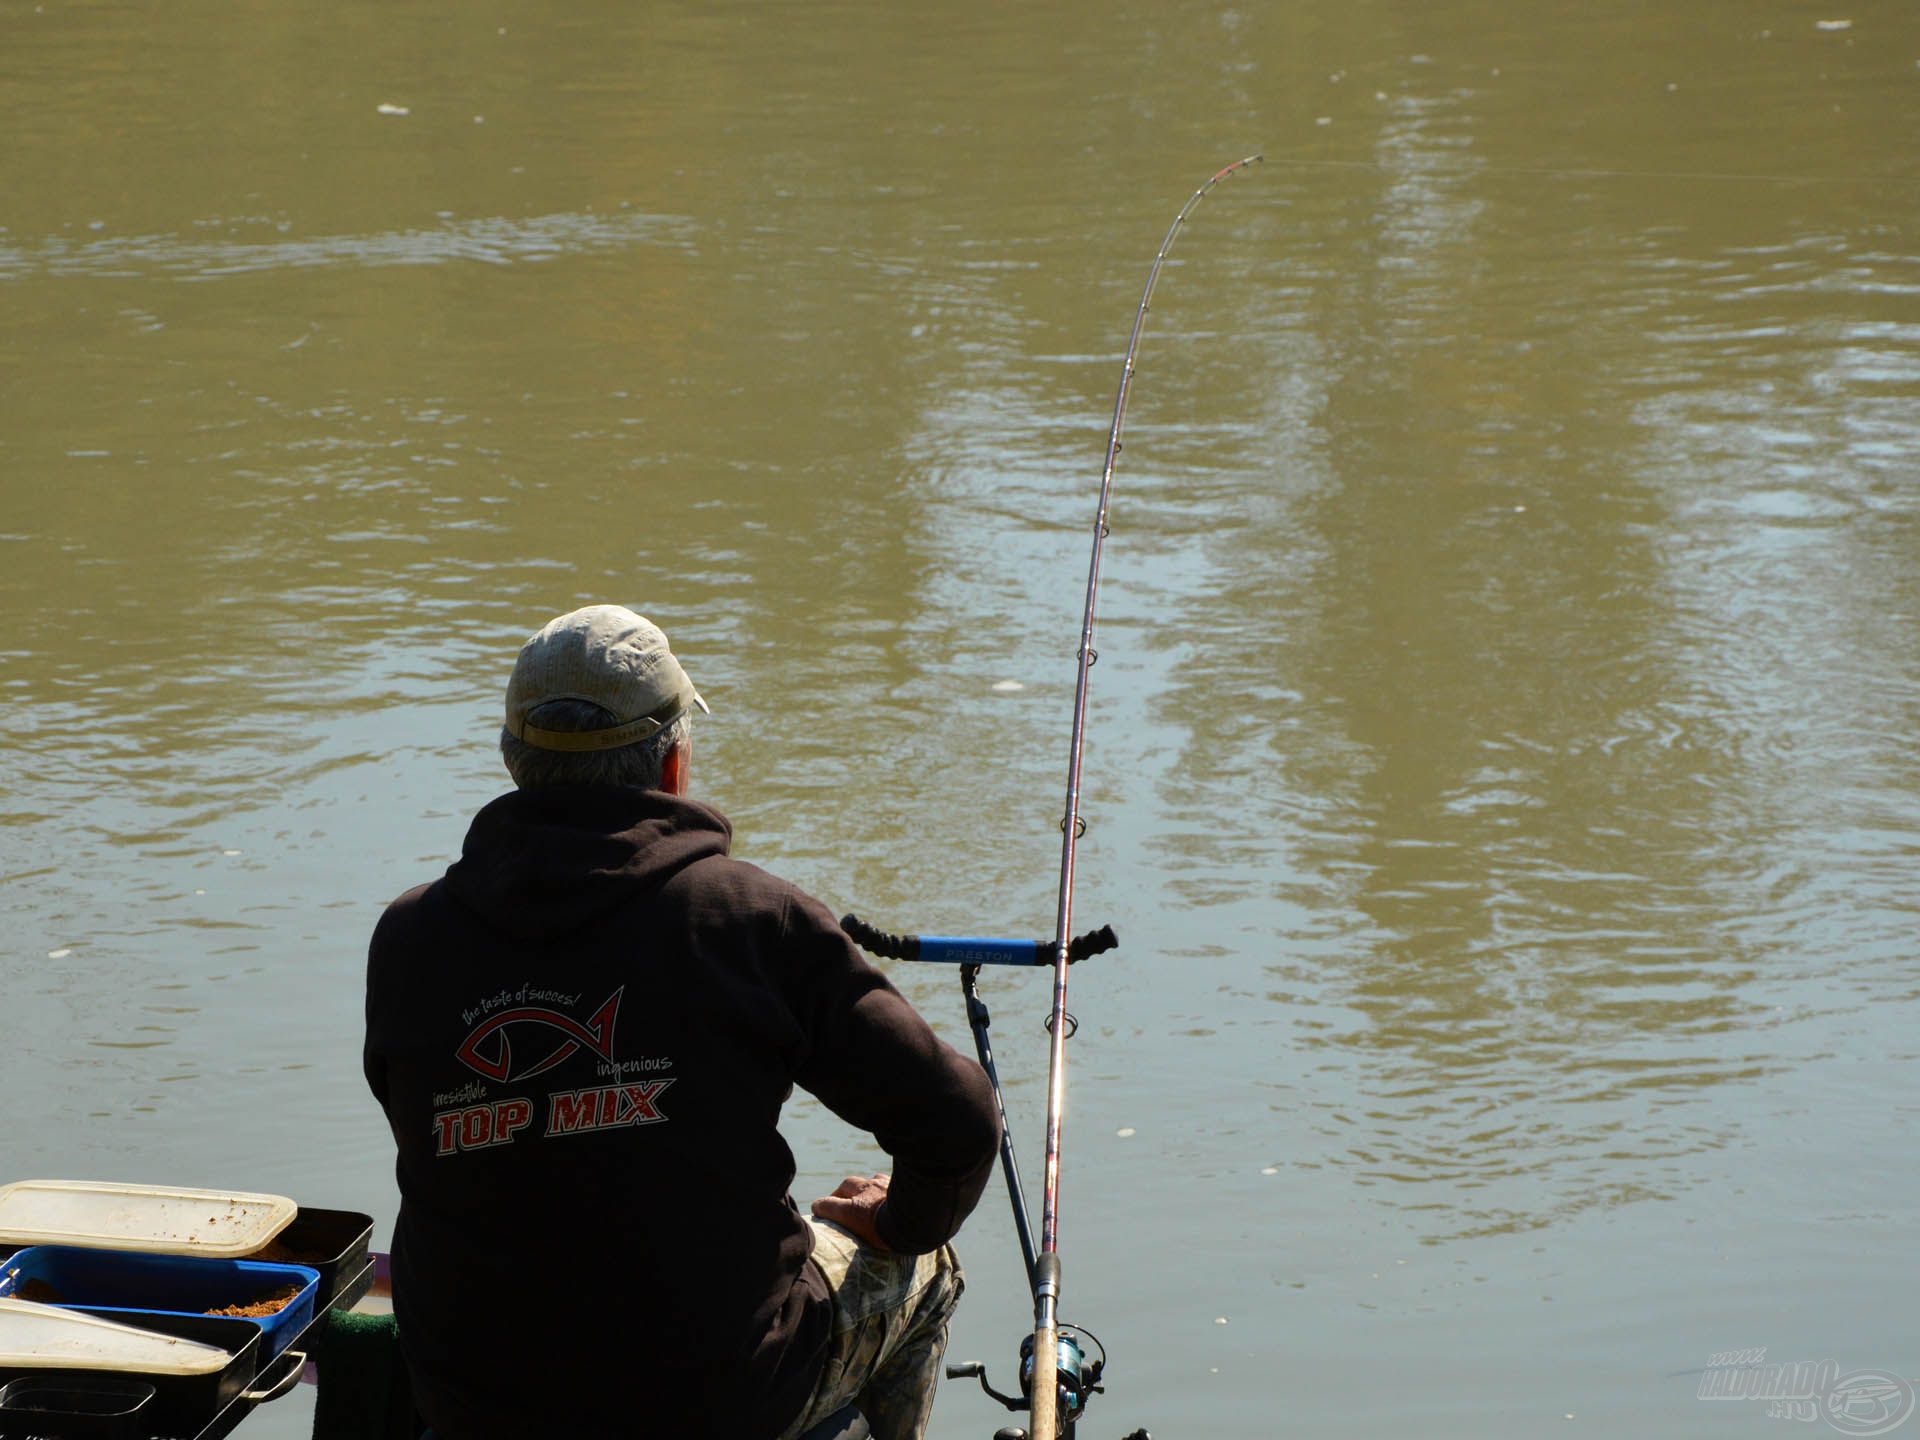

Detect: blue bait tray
[0,1245,318,1360]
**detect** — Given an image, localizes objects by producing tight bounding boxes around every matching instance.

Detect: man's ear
[660,738,690,796]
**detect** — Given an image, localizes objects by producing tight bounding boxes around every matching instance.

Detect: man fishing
[364,603,1002,1440]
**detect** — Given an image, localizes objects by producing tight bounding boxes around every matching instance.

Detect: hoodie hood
[444,785,733,940]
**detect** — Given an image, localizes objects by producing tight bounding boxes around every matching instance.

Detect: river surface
[4,3,1918,1437]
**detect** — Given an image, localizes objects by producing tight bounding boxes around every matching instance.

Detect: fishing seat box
[0,1308,261,1437]
[0,1247,318,1362]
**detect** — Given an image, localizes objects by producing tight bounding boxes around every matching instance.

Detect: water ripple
[0,208,695,282]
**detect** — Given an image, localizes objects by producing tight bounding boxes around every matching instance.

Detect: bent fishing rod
[845,153,1261,1440]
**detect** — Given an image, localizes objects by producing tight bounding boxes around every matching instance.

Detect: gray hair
[499,699,690,791]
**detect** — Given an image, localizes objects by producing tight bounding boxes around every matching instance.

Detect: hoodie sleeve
[781,889,1002,1255]
[363,882,436,1119]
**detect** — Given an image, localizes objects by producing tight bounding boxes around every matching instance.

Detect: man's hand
[811,1173,893,1251]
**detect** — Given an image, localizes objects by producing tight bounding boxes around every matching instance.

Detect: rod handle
[1029,1324,1060,1438]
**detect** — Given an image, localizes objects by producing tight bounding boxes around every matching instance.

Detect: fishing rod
[846,153,1260,1440]
[1030,151,1261,1440]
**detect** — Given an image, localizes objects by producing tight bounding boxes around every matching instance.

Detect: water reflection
[1144,52,1920,1242]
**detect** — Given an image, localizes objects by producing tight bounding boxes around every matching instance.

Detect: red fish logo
[455,988,622,1083]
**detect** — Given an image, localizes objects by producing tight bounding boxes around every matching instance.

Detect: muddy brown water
[4,3,1918,1436]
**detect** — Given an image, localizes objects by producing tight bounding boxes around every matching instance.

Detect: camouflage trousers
[777,1219,965,1440]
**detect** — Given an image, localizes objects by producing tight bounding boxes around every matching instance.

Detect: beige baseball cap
[505,605,710,753]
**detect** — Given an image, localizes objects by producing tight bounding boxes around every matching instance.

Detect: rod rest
[840,915,1118,966]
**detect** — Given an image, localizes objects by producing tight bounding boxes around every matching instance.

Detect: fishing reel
[1022,1325,1103,1425]
[949,1324,1142,1439]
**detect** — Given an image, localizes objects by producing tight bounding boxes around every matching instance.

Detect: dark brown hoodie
[364,785,1000,1439]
